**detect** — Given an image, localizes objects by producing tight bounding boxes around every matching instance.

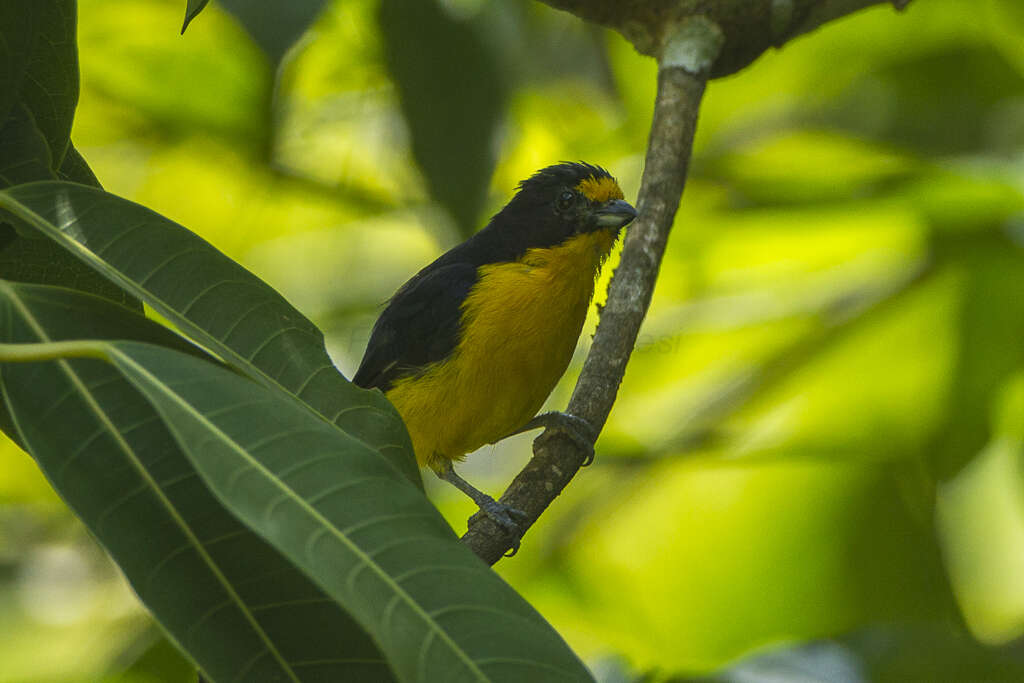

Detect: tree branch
[532,0,913,77]
[461,0,914,564]
[461,18,720,564]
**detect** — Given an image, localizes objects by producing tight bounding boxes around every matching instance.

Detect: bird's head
[485,162,637,254]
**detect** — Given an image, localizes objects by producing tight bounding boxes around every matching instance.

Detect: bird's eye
[557,190,575,211]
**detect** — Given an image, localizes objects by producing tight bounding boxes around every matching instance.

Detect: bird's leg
[502,411,597,466]
[435,460,527,550]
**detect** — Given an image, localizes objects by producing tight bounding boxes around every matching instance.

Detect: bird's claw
[480,498,528,531]
[527,411,597,466]
[470,500,527,556]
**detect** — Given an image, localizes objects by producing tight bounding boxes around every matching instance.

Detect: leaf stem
[0,340,108,362]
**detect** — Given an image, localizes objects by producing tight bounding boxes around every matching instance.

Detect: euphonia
[354,162,636,531]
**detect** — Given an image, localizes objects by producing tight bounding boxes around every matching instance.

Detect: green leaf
[102,629,198,683]
[15,0,78,166]
[0,181,419,487]
[181,0,211,33]
[0,1,39,125]
[0,222,136,308]
[0,280,394,683]
[0,0,127,311]
[0,102,56,186]
[0,0,87,182]
[929,232,1024,478]
[379,0,505,238]
[24,336,594,683]
[57,143,102,187]
[218,0,328,65]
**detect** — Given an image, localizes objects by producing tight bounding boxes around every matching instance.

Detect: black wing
[353,262,478,392]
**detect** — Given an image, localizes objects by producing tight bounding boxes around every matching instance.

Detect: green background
[2,0,1024,680]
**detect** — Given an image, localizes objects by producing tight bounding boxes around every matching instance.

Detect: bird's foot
[471,499,528,556]
[436,462,527,555]
[507,411,597,466]
[477,497,528,533]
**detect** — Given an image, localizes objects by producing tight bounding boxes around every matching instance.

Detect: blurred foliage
[2,0,1024,680]
[378,0,506,238]
[670,624,1024,683]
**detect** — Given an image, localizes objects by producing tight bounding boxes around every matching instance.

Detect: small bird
[354,162,636,532]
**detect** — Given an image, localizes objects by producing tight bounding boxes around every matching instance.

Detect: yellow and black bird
[354,162,636,530]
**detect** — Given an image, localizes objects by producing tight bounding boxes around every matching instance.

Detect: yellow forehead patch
[576,175,624,202]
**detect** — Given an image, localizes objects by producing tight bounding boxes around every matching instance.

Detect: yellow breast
[386,229,616,470]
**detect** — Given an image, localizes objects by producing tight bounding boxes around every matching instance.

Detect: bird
[354,162,637,534]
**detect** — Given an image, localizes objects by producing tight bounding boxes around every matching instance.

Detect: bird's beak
[594,198,638,229]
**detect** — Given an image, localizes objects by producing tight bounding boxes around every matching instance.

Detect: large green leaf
[0,222,134,307]
[0,336,594,682]
[0,0,76,182]
[57,142,102,187]
[0,102,54,185]
[0,181,419,487]
[0,0,133,446]
[10,0,78,165]
[379,0,505,238]
[105,341,592,682]
[0,280,394,683]
[0,0,133,313]
[0,1,38,124]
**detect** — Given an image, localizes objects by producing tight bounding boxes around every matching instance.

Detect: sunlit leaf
[936,438,1024,642]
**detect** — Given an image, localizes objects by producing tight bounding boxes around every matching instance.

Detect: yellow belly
[385,229,615,471]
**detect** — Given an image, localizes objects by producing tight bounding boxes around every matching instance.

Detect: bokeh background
[3,0,1024,680]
